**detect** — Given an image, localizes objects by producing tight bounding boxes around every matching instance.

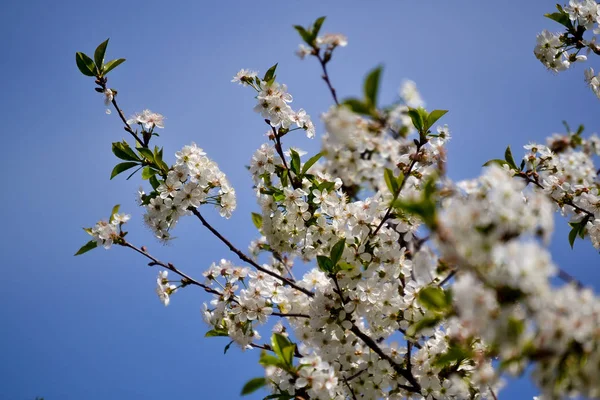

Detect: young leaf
[426,110,448,131]
[110,162,139,180]
[75,52,97,76]
[483,159,509,167]
[94,39,109,71]
[251,212,263,229]
[569,224,579,248]
[109,204,120,223]
[241,377,267,395]
[317,255,334,273]
[271,333,292,361]
[301,152,324,174]
[544,11,573,28]
[205,329,229,337]
[342,98,373,116]
[223,340,234,354]
[141,166,158,180]
[102,58,126,75]
[504,146,518,170]
[259,351,287,370]
[74,240,98,256]
[289,149,301,175]
[149,175,161,190]
[418,287,451,312]
[137,147,155,163]
[363,65,383,107]
[263,63,278,83]
[294,25,313,45]
[384,168,398,194]
[112,142,140,161]
[330,238,346,265]
[407,107,424,132]
[312,16,326,38]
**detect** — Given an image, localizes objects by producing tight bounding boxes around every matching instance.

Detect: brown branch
[315,52,339,105]
[350,324,421,393]
[190,208,314,298]
[120,240,220,296]
[97,79,145,148]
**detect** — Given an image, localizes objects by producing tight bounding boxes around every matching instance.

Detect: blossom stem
[98,79,145,148]
[191,208,314,297]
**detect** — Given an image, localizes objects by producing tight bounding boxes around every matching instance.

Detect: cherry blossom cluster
[89,212,130,249]
[232,69,315,138]
[518,128,600,250]
[140,142,236,242]
[535,1,600,98]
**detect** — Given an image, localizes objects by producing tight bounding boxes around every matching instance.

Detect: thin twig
[98,80,145,148]
[350,324,421,392]
[191,208,314,298]
[315,52,339,105]
[121,240,220,296]
[343,377,358,400]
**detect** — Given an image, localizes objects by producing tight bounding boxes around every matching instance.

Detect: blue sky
[1,0,599,398]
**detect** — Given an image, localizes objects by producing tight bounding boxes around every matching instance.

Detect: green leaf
[569,224,579,248]
[141,166,158,180]
[483,159,509,167]
[102,58,126,75]
[241,377,267,395]
[312,16,326,38]
[507,317,525,342]
[338,261,354,271]
[109,204,120,223]
[363,65,383,107]
[263,63,278,83]
[280,344,295,368]
[205,329,228,337]
[94,39,109,71]
[418,287,451,312]
[75,52,97,76]
[74,240,98,256]
[110,162,139,180]
[504,146,518,170]
[342,98,372,115]
[259,351,287,370]
[280,169,289,187]
[289,149,301,175]
[330,238,346,265]
[384,168,398,194]
[317,255,334,273]
[545,11,572,28]
[426,110,448,131]
[433,344,471,368]
[149,175,161,190]
[224,340,234,354]
[271,333,292,361]
[251,212,263,230]
[112,142,140,161]
[406,313,442,337]
[301,152,324,175]
[294,25,313,45]
[407,107,424,132]
[137,147,155,162]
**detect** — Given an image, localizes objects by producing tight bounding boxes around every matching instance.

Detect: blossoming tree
[75,3,600,399]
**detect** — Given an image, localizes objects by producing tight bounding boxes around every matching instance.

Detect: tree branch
[190,208,314,298]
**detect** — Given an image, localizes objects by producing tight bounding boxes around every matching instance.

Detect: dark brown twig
[191,208,314,298]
